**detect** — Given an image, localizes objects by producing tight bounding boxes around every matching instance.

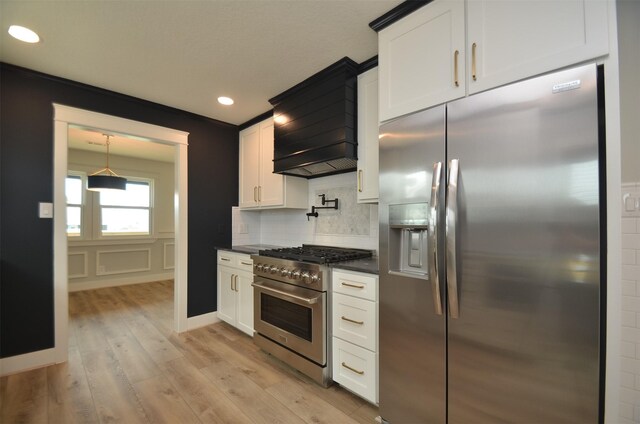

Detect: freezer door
[446,64,601,423]
[379,105,446,424]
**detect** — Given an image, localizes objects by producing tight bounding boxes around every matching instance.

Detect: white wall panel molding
[69,238,157,247]
[186,312,220,331]
[68,251,88,278]
[164,242,175,270]
[96,248,151,276]
[68,272,174,292]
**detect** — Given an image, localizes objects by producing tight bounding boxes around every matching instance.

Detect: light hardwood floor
[0,280,379,424]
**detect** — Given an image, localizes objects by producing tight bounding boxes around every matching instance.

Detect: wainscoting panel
[68,251,88,278]
[96,248,151,276]
[164,242,175,270]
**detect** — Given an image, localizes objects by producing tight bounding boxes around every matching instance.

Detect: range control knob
[310,273,320,283]
[255,263,264,272]
[292,270,301,280]
[280,268,290,277]
[301,271,310,283]
[269,265,278,274]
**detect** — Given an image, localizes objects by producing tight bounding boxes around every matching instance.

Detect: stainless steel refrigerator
[379,63,602,423]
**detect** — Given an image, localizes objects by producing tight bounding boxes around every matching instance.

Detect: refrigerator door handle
[430,162,443,315]
[447,159,460,318]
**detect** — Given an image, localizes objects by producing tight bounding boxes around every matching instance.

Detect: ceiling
[68,127,175,163]
[0,0,400,126]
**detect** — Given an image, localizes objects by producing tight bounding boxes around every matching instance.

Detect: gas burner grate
[258,244,373,264]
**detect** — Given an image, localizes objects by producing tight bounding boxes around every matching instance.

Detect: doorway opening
[53,104,189,363]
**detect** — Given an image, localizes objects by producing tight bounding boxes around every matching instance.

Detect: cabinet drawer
[332,270,377,301]
[217,251,236,266]
[333,293,376,351]
[236,256,253,273]
[217,251,252,270]
[332,337,377,403]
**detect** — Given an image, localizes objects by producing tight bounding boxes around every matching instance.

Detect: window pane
[66,176,82,205]
[67,206,81,236]
[101,208,150,234]
[100,181,150,207]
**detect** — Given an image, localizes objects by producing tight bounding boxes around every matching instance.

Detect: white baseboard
[0,348,57,377]
[68,272,174,292]
[186,312,220,331]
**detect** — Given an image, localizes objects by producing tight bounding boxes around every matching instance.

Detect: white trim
[186,312,220,331]
[174,142,189,333]
[54,105,189,146]
[96,248,152,276]
[0,348,56,377]
[163,242,175,270]
[52,104,189,375]
[68,251,89,278]
[68,272,174,292]
[70,238,159,247]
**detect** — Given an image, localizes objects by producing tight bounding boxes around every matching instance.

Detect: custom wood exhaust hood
[268,57,358,179]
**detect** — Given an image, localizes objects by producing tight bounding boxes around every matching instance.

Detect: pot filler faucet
[306,194,339,220]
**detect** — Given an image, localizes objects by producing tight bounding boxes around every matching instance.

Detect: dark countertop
[330,257,379,275]
[216,244,282,255]
[217,245,379,274]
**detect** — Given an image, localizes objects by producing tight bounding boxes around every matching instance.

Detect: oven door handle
[251,282,320,305]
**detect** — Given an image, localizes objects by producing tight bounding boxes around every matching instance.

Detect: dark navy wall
[0,63,238,358]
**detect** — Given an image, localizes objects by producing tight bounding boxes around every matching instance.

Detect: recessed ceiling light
[218,96,234,106]
[8,25,40,43]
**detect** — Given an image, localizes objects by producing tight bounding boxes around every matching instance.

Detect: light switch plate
[39,202,53,218]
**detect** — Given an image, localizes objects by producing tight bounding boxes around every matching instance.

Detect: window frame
[65,171,86,239]
[96,176,154,239]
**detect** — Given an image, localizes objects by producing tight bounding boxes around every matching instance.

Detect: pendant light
[87,134,127,191]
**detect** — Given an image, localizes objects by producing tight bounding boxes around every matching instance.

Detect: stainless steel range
[251,245,372,387]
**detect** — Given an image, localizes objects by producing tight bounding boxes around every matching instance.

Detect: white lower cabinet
[217,251,254,337]
[332,269,378,404]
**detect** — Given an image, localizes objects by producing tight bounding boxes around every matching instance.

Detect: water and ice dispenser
[388,203,430,279]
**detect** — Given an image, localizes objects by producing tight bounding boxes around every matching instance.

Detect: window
[99,180,151,236]
[66,175,83,237]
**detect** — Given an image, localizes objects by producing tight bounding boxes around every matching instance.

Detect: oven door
[252,277,326,365]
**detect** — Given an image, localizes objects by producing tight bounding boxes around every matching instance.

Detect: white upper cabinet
[378,0,466,122]
[466,0,609,95]
[239,117,308,210]
[239,123,261,208]
[378,0,609,122]
[357,68,379,204]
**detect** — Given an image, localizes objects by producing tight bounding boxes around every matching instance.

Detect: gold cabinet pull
[472,42,477,81]
[230,274,235,291]
[341,316,364,325]
[342,362,364,375]
[240,261,252,266]
[221,257,231,262]
[341,282,365,289]
[454,50,459,87]
[358,170,363,192]
[253,186,257,202]
[233,274,239,292]
[258,186,262,202]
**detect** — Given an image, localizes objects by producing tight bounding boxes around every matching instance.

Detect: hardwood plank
[81,347,148,424]
[193,326,287,389]
[350,402,381,424]
[108,334,163,384]
[166,331,223,370]
[124,314,183,365]
[201,359,306,424]
[266,378,360,424]
[163,357,253,424]
[47,346,99,424]
[0,367,48,424]
[133,375,200,424]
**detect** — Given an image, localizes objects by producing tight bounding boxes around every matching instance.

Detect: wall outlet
[623,191,640,217]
